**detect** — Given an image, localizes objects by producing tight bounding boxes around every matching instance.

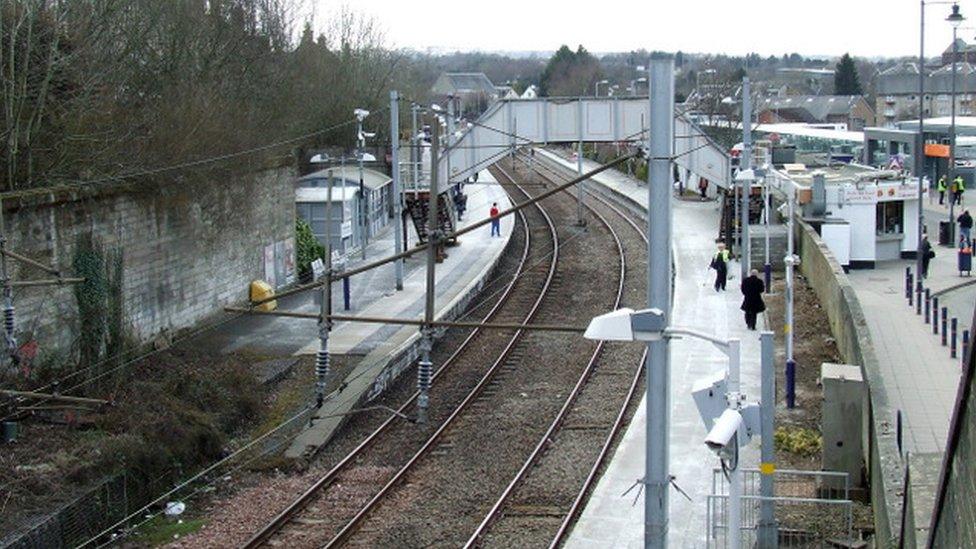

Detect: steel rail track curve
[243,176,558,548]
[321,165,564,548]
[463,152,651,548]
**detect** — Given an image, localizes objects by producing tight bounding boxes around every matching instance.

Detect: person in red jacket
[490,202,501,236]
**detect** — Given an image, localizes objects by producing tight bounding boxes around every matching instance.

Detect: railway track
[244,172,561,548]
[463,152,651,548]
[319,161,631,547]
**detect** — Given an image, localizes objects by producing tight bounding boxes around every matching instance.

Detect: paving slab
[538,149,765,548]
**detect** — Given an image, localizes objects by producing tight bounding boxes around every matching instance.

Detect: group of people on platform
[708,243,766,331]
[937,174,967,207]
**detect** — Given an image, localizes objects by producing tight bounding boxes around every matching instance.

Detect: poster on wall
[274,240,286,288]
[264,244,276,288]
[284,237,296,284]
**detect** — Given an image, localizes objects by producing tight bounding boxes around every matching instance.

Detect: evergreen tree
[834,53,863,95]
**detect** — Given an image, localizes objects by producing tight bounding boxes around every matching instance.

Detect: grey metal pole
[447,95,455,192]
[741,77,752,281]
[758,331,778,547]
[316,171,336,407]
[417,120,440,425]
[728,338,742,549]
[358,117,368,260]
[646,53,674,549]
[764,173,771,291]
[918,0,927,297]
[391,90,404,291]
[412,104,420,190]
[785,189,797,409]
[577,98,586,226]
[950,29,959,244]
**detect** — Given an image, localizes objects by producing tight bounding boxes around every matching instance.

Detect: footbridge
[439,97,731,190]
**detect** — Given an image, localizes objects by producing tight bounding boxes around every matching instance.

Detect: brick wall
[3,168,295,359]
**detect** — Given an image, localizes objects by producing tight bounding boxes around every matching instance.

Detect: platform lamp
[948,4,966,246]
[917,1,963,280]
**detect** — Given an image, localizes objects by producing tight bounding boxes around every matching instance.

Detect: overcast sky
[311,0,969,59]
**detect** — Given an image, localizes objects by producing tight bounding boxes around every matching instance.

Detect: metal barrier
[705,468,855,548]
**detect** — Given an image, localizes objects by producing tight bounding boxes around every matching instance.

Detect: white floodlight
[584,308,666,342]
[354,108,370,120]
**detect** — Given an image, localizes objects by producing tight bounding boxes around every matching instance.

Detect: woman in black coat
[740,269,766,330]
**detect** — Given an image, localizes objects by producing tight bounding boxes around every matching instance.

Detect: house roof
[759,95,866,121]
[432,73,497,96]
[297,166,391,191]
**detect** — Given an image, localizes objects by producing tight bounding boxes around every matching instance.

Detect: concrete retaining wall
[3,169,295,360]
[795,219,904,547]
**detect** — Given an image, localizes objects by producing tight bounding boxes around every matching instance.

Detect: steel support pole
[417,121,440,424]
[577,99,586,226]
[785,190,796,408]
[728,338,742,549]
[358,118,368,260]
[950,28,959,244]
[646,54,674,549]
[917,0,927,302]
[316,172,336,407]
[412,104,420,190]
[741,77,752,281]
[764,174,771,291]
[391,91,404,291]
[0,198,14,363]
[758,331,778,547]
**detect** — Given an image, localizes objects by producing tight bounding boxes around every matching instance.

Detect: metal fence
[705,468,855,548]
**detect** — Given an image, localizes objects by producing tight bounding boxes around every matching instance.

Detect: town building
[430,72,498,118]
[876,60,976,127]
[757,95,875,130]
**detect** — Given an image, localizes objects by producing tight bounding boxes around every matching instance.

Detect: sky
[310,0,970,59]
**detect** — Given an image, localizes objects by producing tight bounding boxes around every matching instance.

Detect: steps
[404,191,458,245]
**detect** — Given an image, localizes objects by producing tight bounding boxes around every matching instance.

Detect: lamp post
[918,1,963,279]
[354,108,372,260]
[595,79,609,97]
[949,5,966,245]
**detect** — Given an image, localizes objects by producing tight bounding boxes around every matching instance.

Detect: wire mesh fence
[705,468,855,548]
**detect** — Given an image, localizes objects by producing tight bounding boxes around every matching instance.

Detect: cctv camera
[704,409,742,455]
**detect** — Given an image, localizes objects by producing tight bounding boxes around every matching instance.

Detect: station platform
[537,149,765,547]
[193,170,513,459]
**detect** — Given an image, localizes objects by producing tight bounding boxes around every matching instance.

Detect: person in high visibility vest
[937,175,948,205]
[953,175,966,206]
[709,243,731,292]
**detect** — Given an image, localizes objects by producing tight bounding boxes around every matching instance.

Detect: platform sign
[264,244,276,288]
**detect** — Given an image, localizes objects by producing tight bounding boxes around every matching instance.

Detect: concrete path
[539,150,765,548]
[844,203,972,455]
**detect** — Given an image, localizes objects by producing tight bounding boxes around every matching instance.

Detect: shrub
[774,426,822,457]
[296,218,325,280]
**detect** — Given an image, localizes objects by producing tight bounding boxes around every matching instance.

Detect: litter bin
[940,221,954,246]
[960,247,973,276]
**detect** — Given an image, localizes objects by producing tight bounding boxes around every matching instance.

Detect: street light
[917,1,962,283]
[584,308,764,549]
[354,108,372,260]
[948,5,967,245]
[595,79,610,96]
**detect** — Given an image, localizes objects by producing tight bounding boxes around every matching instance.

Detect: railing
[705,468,855,548]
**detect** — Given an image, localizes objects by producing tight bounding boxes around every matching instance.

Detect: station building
[295,166,394,256]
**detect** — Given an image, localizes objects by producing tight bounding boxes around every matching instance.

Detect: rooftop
[297,166,392,191]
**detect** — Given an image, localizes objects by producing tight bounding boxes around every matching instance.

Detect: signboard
[925,143,951,158]
[263,244,276,288]
[341,219,353,238]
[843,188,876,205]
[843,184,920,205]
[283,237,296,284]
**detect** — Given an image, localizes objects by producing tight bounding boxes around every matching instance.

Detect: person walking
[710,243,730,292]
[489,202,501,237]
[921,234,934,279]
[958,209,973,245]
[953,175,966,206]
[937,175,947,206]
[698,177,708,201]
[740,269,766,330]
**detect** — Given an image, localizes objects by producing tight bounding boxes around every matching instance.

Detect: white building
[296,166,393,256]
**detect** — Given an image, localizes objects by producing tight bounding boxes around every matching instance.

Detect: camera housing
[704,408,743,456]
